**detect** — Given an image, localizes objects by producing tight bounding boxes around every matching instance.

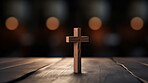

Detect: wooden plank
[81,58,139,83]
[0,58,47,70]
[0,58,62,83]
[19,58,73,83]
[20,58,140,83]
[113,57,148,82]
[80,36,89,42]
[0,58,24,64]
[66,37,79,42]
[66,36,89,42]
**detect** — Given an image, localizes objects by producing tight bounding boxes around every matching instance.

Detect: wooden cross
[66,28,89,74]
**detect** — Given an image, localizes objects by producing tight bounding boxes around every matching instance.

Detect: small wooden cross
[66,28,89,74]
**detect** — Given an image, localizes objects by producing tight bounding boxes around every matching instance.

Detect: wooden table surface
[0,57,147,83]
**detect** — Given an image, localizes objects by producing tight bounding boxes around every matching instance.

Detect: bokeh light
[130,17,144,30]
[5,17,19,30]
[46,17,60,30]
[88,17,102,30]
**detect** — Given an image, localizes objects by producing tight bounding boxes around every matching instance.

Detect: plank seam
[111,58,148,83]
[140,62,148,66]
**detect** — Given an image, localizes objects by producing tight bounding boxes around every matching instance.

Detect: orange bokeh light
[5,17,19,30]
[130,17,144,30]
[88,17,102,30]
[46,17,60,30]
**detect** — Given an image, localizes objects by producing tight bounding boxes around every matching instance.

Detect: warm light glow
[88,17,102,30]
[130,17,144,30]
[46,17,60,30]
[5,17,19,30]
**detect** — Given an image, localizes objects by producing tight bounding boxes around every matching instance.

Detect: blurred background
[0,0,147,57]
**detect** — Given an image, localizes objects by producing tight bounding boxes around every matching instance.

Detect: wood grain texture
[19,58,140,83]
[113,57,148,82]
[74,28,81,73]
[0,58,24,64]
[74,42,81,73]
[66,37,79,42]
[66,28,89,74]
[0,58,44,70]
[0,58,62,83]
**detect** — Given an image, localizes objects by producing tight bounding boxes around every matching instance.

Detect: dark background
[0,0,148,57]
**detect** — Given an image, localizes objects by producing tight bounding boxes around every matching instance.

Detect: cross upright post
[66,28,89,74]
